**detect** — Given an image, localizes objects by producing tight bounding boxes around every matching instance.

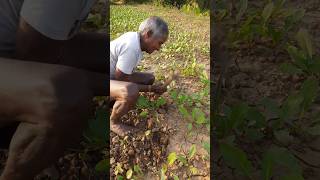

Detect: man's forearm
[137,84,153,92]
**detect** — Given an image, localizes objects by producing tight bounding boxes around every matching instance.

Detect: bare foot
[110,123,140,137]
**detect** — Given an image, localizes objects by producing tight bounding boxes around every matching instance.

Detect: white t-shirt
[110,32,143,79]
[0,0,96,53]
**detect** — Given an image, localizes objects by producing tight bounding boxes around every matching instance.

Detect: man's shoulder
[112,32,140,50]
[114,32,138,43]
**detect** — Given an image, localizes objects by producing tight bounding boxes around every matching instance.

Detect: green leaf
[261,150,274,180]
[187,123,193,131]
[188,144,197,159]
[115,163,124,175]
[285,9,305,30]
[287,45,308,71]
[174,175,179,180]
[192,108,206,124]
[167,152,177,166]
[246,128,264,141]
[228,103,249,129]
[139,111,148,118]
[126,168,133,179]
[280,93,304,121]
[246,108,267,128]
[260,98,280,119]
[274,130,294,146]
[269,147,302,174]
[117,176,124,180]
[280,174,304,180]
[177,154,188,165]
[275,0,286,9]
[160,164,167,180]
[83,108,108,145]
[236,0,248,22]
[95,159,108,172]
[299,77,318,112]
[262,2,274,23]
[178,105,189,118]
[296,28,314,58]
[133,165,143,175]
[189,166,198,175]
[203,142,210,155]
[136,96,150,109]
[309,56,320,73]
[279,63,302,74]
[220,143,253,176]
[170,90,178,100]
[155,97,166,107]
[309,125,320,136]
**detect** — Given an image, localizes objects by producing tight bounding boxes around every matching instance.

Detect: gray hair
[138,16,169,39]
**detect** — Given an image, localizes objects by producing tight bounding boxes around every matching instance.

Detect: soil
[213,0,320,179]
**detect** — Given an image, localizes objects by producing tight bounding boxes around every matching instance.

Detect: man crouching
[110,16,169,136]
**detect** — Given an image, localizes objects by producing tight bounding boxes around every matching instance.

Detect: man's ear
[146,30,153,38]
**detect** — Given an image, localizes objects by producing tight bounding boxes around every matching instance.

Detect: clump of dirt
[0,148,107,180]
[110,93,175,179]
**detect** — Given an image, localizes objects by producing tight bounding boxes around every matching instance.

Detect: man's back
[110,32,143,79]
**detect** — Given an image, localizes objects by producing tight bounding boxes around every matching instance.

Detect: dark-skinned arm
[15,18,63,63]
[114,68,166,94]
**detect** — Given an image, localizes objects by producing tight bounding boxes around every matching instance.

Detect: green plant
[164,144,199,178]
[227,0,305,47]
[280,29,320,76]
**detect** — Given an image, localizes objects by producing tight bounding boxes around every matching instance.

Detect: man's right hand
[152,84,167,94]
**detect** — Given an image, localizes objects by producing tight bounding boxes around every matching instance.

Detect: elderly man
[110,16,169,136]
[0,0,108,179]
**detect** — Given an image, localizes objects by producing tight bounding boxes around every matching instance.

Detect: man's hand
[151,84,167,94]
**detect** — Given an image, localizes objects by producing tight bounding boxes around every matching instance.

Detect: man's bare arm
[15,18,63,63]
[114,68,166,93]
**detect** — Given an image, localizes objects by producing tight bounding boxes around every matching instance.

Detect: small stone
[147,118,153,129]
[133,142,138,148]
[158,108,166,114]
[162,126,167,132]
[135,157,140,164]
[110,157,115,164]
[112,136,119,143]
[291,75,301,83]
[160,136,169,145]
[124,163,129,170]
[152,128,160,132]
[128,149,135,156]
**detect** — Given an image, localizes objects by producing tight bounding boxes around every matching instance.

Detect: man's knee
[118,83,139,103]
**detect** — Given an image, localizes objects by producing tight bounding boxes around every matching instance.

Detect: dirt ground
[213,0,320,179]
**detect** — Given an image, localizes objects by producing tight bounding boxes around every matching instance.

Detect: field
[110,3,210,180]
[213,0,320,179]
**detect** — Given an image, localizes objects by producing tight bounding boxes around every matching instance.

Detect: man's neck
[139,32,146,52]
